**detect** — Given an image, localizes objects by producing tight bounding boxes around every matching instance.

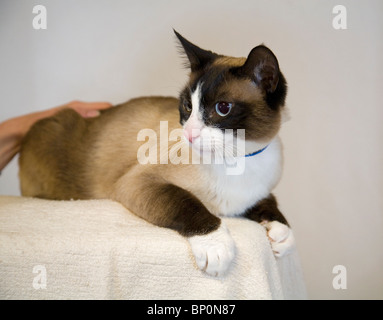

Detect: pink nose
[184,129,200,143]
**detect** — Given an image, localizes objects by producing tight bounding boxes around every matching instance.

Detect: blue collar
[245,145,269,157]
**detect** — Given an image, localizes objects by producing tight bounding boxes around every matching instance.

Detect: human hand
[0,100,113,172]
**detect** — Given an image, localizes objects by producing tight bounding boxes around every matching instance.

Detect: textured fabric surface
[0,196,306,300]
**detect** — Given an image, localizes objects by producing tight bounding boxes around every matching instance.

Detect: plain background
[0,0,382,299]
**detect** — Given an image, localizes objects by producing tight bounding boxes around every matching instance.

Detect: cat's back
[19,108,91,199]
[98,96,179,128]
[19,96,180,199]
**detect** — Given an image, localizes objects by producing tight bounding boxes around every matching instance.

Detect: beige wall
[1,0,382,299]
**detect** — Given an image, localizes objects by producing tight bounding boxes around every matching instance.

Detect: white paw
[264,221,295,257]
[188,223,236,277]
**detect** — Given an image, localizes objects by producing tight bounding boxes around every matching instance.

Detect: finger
[83,110,101,118]
[85,102,113,110]
[66,101,113,111]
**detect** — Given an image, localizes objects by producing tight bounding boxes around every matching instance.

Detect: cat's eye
[215,102,233,117]
[184,101,192,112]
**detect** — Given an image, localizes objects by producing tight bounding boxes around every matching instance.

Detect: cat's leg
[112,174,236,277]
[244,194,295,257]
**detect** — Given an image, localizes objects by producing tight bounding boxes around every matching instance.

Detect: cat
[19,30,295,277]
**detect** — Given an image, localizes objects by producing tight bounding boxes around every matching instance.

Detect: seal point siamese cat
[19,30,295,277]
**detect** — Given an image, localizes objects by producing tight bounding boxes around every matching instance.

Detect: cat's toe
[264,221,295,257]
[188,223,236,277]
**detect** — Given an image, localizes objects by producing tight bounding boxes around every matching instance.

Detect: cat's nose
[184,128,200,143]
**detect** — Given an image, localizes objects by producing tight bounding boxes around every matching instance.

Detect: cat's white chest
[201,137,283,216]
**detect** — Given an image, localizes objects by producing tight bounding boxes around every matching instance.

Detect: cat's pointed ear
[174,30,218,72]
[238,45,280,93]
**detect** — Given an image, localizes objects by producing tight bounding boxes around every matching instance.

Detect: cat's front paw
[263,221,295,257]
[188,223,236,277]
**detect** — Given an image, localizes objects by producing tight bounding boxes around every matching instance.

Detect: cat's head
[175,30,287,158]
